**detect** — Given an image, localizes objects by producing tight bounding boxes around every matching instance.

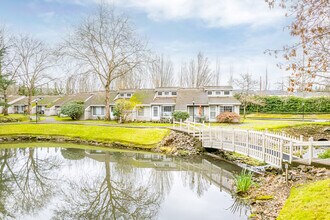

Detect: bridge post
[308,137,313,165]
[209,124,212,147]
[246,130,250,156]
[279,136,284,166]
[262,132,266,162]
[220,127,223,150]
[289,141,293,164]
[232,128,235,152]
[180,119,182,130]
[299,135,304,157]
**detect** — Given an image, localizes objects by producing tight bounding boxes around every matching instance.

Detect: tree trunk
[27,89,32,115]
[3,90,8,116]
[105,85,111,121]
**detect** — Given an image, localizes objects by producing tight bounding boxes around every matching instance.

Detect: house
[7,96,30,114]
[2,95,25,114]
[46,93,94,116]
[31,96,61,114]
[83,86,240,122]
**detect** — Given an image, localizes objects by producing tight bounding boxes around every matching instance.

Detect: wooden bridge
[173,120,330,168]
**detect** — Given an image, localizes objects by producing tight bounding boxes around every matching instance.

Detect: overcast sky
[0,0,295,89]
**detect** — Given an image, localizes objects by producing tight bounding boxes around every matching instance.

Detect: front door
[152,106,160,121]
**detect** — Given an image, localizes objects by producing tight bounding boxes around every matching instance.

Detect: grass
[318,149,330,159]
[210,119,330,131]
[53,116,172,127]
[278,179,330,220]
[234,169,254,194]
[0,124,170,147]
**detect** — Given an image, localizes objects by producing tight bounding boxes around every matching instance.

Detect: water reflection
[0,144,249,220]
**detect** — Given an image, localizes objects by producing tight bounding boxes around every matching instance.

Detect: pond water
[0,143,250,220]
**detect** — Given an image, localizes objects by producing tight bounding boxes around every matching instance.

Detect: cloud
[110,0,285,28]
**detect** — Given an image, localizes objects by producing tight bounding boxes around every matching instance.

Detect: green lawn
[0,124,170,147]
[210,119,330,131]
[278,179,330,220]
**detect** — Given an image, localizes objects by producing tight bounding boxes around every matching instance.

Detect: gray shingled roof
[204,86,233,90]
[152,97,176,104]
[84,91,117,107]
[7,96,24,104]
[37,96,61,106]
[208,97,241,105]
[176,88,208,110]
[132,90,155,105]
[52,93,93,107]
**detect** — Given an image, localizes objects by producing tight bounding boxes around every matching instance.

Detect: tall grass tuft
[318,149,330,159]
[234,169,254,194]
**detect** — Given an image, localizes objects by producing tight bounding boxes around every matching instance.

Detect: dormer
[155,87,178,97]
[204,86,233,97]
[116,90,135,99]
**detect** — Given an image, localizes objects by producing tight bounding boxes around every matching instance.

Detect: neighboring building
[3,86,241,122]
[47,93,93,117]
[7,96,30,114]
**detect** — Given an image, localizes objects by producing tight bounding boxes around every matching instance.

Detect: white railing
[173,120,330,168]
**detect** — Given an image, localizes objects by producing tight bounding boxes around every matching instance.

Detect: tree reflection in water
[53,151,163,220]
[0,147,61,219]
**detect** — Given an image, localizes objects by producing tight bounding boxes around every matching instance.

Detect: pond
[0,142,250,220]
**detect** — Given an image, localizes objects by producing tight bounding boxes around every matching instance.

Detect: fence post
[279,136,283,166]
[289,141,293,164]
[232,129,235,152]
[262,132,266,162]
[180,119,182,130]
[308,137,313,165]
[187,121,190,133]
[299,135,304,157]
[172,119,175,129]
[246,130,250,156]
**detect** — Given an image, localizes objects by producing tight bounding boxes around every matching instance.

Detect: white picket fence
[173,120,330,168]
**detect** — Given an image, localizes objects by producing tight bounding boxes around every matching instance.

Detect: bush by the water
[243,96,330,113]
[216,112,240,123]
[173,111,190,121]
[234,169,254,194]
[60,101,84,120]
[318,149,330,159]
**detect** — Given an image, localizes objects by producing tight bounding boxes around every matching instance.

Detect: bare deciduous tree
[149,54,175,87]
[180,52,213,88]
[266,0,330,92]
[0,26,19,115]
[234,73,258,118]
[13,35,53,114]
[61,4,148,120]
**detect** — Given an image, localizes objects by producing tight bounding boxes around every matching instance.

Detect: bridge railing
[173,120,330,168]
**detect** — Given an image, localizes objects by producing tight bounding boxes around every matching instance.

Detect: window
[158,92,162,96]
[208,91,213,95]
[216,91,221,95]
[93,106,105,115]
[164,91,169,95]
[138,107,144,116]
[210,106,216,119]
[127,93,132,97]
[172,91,177,95]
[224,91,230,95]
[120,93,124,97]
[162,106,173,117]
[153,106,159,117]
[224,106,233,112]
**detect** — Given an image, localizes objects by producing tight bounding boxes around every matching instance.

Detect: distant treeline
[244,96,330,113]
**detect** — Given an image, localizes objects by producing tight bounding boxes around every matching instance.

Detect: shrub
[216,112,240,123]
[173,111,190,121]
[318,149,330,159]
[234,169,254,194]
[60,101,84,120]
[113,99,137,123]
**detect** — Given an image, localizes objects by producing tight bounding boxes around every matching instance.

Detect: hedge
[244,96,330,113]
